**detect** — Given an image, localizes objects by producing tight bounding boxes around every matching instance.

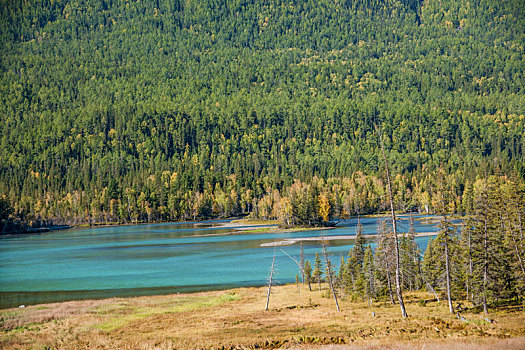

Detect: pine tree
[375,218,395,305]
[399,213,422,291]
[313,253,323,291]
[345,217,367,298]
[435,175,456,314]
[377,125,407,317]
[422,237,442,292]
[304,259,313,291]
[461,217,475,301]
[501,178,525,296]
[363,245,375,306]
[354,217,366,265]
[469,176,514,314]
[345,252,359,297]
[423,219,463,312]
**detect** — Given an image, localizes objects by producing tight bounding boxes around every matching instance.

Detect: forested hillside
[1,0,524,225]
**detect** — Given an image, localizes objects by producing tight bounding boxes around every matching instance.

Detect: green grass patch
[96,293,240,332]
[35,306,50,310]
[230,219,280,225]
[242,227,276,234]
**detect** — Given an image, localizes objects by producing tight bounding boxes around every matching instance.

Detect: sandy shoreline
[260,231,438,247]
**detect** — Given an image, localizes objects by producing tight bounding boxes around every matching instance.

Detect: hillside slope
[1,0,524,223]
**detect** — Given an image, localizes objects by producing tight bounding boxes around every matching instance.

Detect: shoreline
[1,217,438,308]
[1,212,448,235]
[260,231,438,247]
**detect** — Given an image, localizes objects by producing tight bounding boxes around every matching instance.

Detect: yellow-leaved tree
[318,193,330,223]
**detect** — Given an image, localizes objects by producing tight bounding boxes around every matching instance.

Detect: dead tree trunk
[300,242,305,284]
[467,221,473,301]
[377,125,408,318]
[265,247,276,311]
[280,249,305,278]
[482,217,489,315]
[443,226,454,314]
[419,262,440,302]
[379,219,395,305]
[321,234,341,312]
[383,242,396,305]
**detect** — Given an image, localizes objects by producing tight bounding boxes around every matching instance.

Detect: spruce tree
[422,237,441,294]
[354,217,366,266]
[304,259,313,291]
[375,218,395,305]
[363,245,375,306]
[377,125,407,317]
[469,176,513,314]
[313,252,323,291]
[401,213,422,291]
[501,178,525,296]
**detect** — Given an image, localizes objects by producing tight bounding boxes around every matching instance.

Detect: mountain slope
[0,0,524,223]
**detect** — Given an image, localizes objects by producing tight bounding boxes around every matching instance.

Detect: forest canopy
[0,0,524,225]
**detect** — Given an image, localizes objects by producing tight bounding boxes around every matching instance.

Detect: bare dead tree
[462,219,473,302]
[320,233,341,312]
[265,247,277,311]
[376,125,408,318]
[482,211,489,315]
[280,249,305,278]
[438,175,455,314]
[417,251,440,303]
[377,219,395,305]
[300,242,305,284]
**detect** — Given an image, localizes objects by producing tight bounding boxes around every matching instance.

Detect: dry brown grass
[293,337,525,349]
[1,284,524,349]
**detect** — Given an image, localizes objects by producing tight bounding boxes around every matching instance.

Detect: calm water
[0,215,438,308]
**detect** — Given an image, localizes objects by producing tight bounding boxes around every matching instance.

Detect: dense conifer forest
[0,0,524,227]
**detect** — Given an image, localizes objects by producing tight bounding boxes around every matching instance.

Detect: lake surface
[0,215,439,308]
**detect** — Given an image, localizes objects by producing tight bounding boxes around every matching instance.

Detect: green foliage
[304,259,313,291]
[0,0,524,224]
[363,245,375,303]
[422,237,441,290]
[467,176,521,311]
[0,195,13,232]
[0,195,12,222]
[353,218,366,266]
[313,252,323,290]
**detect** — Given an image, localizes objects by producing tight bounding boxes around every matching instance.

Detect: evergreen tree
[434,173,457,314]
[304,259,313,291]
[399,213,422,291]
[363,245,375,306]
[375,218,396,305]
[422,237,442,292]
[354,217,366,266]
[501,178,525,296]
[313,252,324,291]
[469,177,515,314]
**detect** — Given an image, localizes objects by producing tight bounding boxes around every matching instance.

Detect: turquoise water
[0,215,438,308]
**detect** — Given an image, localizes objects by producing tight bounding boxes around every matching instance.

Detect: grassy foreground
[1,284,524,349]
